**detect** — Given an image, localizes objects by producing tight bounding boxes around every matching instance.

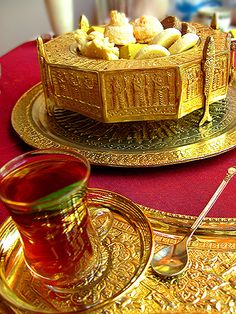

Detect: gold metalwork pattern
[104,204,236,314]
[230,41,236,85]
[37,24,230,123]
[0,189,236,313]
[11,84,236,167]
[200,36,215,126]
[0,189,154,313]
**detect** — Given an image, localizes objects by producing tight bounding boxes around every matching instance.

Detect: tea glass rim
[0,148,90,211]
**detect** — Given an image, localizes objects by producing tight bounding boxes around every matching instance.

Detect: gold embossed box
[37,23,231,123]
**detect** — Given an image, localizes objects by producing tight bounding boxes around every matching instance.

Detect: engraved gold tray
[1,189,235,313]
[12,83,236,167]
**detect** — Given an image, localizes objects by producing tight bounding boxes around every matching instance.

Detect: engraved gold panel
[102,68,179,121]
[50,66,103,121]
[37,24,230,123]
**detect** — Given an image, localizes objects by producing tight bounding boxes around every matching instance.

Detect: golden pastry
[75,30,119,60]
[133,15,164,43]
[87,26,105,35]
[74,29,88,53]
[87,31,104,40]
[119,43,147,59]
[79,15,90,32]
[83,36,119,60]
[151,28,182,48]
[104,10,136,45]
[135,44,170,59]
[169,33,199,55]
[181,22,197,35]
[161,16,182,30]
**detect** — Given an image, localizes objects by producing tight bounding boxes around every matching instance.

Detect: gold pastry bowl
[37,23,231,124]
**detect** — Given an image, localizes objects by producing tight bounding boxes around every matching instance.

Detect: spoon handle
[189,167,236,236]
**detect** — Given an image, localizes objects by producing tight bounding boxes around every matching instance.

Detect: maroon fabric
[0,41,236,223]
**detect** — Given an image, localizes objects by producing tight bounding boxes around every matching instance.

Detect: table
[1,40,236,224]
[1,40,236,314]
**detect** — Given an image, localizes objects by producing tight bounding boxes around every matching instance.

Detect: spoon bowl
[151,166,236,277]
[151,236,189,276]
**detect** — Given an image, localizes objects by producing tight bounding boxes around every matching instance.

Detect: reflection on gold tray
[1,189,236,313]
[0,189,154,313]
[11,83,236,167]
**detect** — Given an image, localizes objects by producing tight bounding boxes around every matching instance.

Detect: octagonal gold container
[37,23,230,123]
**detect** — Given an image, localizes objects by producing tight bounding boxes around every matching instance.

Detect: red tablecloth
[0,41,236,223]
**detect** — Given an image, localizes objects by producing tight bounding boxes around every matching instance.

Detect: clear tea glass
[0,149,113,291]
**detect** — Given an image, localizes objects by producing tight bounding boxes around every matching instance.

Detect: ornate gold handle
[229,40,236,86]
[200,36,215,126]
[190,167,236,235]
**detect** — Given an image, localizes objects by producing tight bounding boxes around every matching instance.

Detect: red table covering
[0,41,236,223]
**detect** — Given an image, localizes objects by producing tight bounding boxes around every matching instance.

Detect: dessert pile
[74,11,199,61]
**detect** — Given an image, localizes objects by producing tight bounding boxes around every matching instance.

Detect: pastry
[151,28,182,48]
[133,15,164,43]
[75,30,119,60]
[119,43,147,59]
[135,44,170,59]
[181,22,197,35]
[169,33,200,54]
[104,10,136,45]
[161,16,182,30]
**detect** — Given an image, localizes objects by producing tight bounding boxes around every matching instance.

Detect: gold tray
[1,189,236,313]
[12,83,236,167]
[0,189,154,313]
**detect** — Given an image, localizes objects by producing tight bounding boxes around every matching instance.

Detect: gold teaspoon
[151,166,236,277]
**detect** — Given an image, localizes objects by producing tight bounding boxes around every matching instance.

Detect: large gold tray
[11,83,236,167]
[0,189,235,313]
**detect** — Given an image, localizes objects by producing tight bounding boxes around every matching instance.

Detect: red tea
[0,154,93,283]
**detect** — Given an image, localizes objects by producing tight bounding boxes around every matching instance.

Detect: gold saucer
[0,189,154,313]
[11,83,236,167]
